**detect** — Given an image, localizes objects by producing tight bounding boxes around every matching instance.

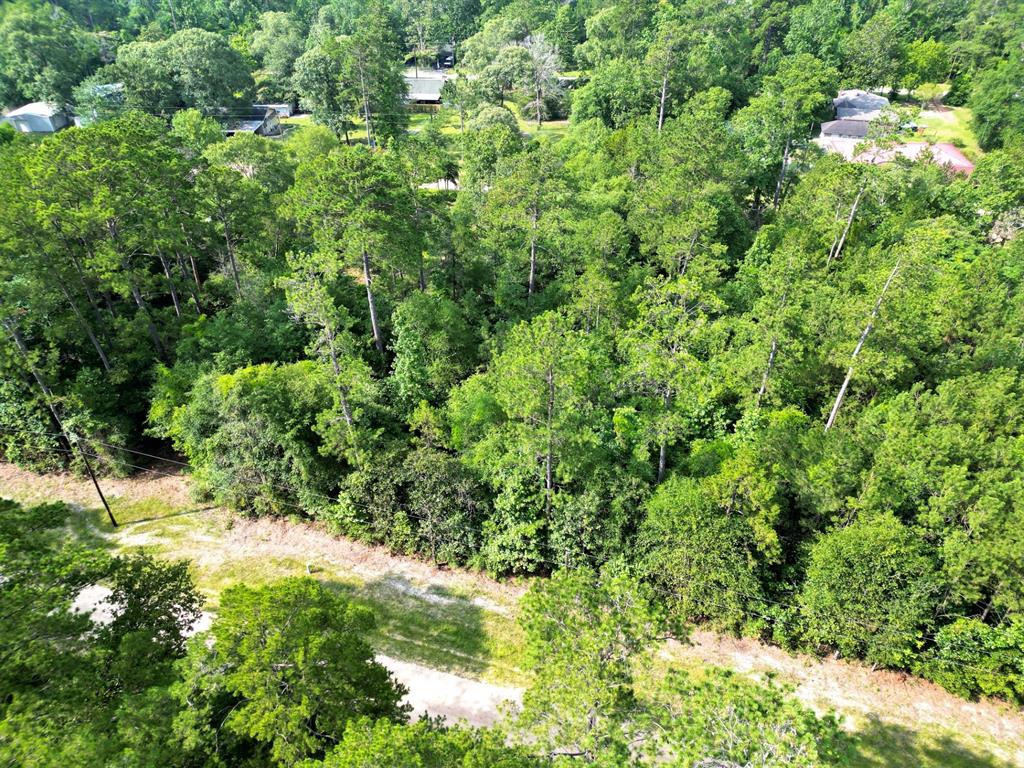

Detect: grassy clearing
[69,494,529,686]
[918,107,982,159]
[408,110,462,135]
[503,100,569,140]
[2,466,1021,766]
[846,719,1018,768]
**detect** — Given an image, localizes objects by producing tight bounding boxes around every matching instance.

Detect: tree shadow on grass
[848,714,1017,768]
[322,573,492,679]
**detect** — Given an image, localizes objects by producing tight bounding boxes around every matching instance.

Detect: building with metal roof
[1,102,69,133]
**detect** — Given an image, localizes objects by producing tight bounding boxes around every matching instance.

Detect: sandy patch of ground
[380,654,522,727]
[72,582,215,635]
[71,584,119,624]
[206,513,526,604]
[673,631,1024,765]
[0,461,191,508]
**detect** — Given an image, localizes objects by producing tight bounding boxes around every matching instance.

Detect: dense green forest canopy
[2,0,1024,744]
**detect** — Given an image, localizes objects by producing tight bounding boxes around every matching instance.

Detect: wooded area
[1,0,1023,764]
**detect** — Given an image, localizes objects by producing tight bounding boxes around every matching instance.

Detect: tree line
[1,0,1023,147]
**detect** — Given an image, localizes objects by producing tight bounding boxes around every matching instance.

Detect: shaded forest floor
[3,462,1022,768]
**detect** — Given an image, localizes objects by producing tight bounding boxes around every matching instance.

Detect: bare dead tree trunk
[68,249,102,318]
[106,221,164,357]
[157,250,182,318]
[773,136,792,209]
[755,284,789,407]
[356,53,375,148]
[325,330,354,428]
[129,281,166,359]
[827,186,866,268]
[756,337,778,408]
[169,196,202,296]
[221,217,243,298]
[42,247,112,371]
[824,257,902,431]
[175,251,204,316]
[362,251,385,356]
[657,73,669,133]
[187,251,202,292]
[58,281,111,371]
[3,317,56,404]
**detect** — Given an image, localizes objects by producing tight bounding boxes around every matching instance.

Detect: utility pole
[2,312,118,526]
[68,432,118,528]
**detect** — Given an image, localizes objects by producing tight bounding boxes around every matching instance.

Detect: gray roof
[230,119,266,133]
[821,119,870,138]
[405,75,444,102]
[834,89,889,121]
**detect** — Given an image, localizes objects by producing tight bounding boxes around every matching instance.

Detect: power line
[55,442,1024,680]
[5,430,1020,679]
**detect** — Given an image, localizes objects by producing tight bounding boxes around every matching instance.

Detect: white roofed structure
[833,89,890,122]
[405,73,445,103]
[1,101,69,133]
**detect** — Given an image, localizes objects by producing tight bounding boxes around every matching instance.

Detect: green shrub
[161,361,336,518]
[637,477,762,631]
[799,515,938,667]
[918,618,1024,703]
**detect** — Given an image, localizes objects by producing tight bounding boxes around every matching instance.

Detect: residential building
[1,102,69,133]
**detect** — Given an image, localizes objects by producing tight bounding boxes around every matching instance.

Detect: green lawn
[917,106,982,159]
[503,100,570,140]
[848,717,1018,768]
[76,496,529,686]
[408,110,462,135]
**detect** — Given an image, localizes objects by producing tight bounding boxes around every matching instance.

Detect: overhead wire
[5,429,1018,677]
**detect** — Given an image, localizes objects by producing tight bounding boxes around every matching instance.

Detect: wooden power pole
[69,432,118,528]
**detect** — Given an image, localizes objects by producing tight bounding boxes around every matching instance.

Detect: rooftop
[834,89,889,122]
[405,74,444,102]
[821,119,870,138]
[4,101,62,117]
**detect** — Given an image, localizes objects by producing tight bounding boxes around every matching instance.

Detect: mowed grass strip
[73,495,528,686]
